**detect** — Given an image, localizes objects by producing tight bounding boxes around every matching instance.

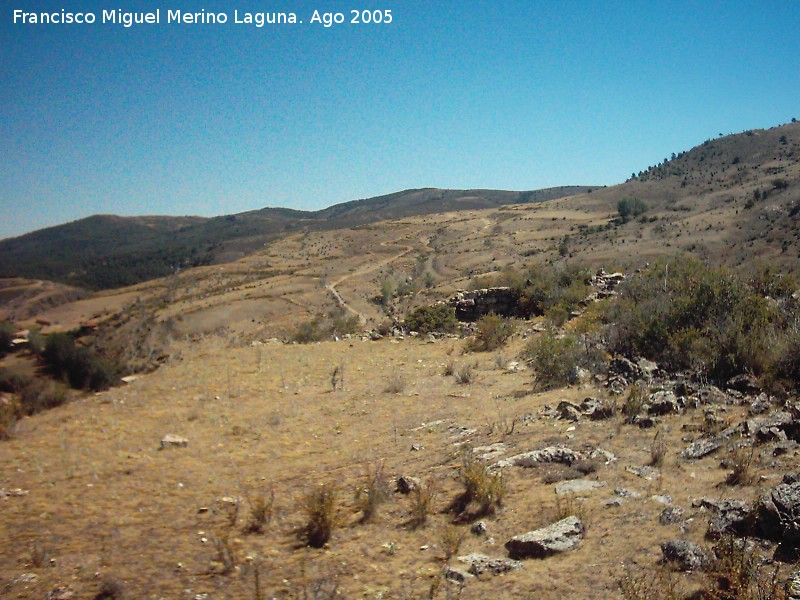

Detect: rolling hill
[0,187,595,290]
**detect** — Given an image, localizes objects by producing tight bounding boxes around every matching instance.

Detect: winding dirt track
[325,241,414,324]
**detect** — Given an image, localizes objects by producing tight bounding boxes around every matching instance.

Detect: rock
[493,446,585,469]
[396,476,421,494]
[753,480,800,545]
[505,516,585,559]
[785,569,800,599]
[651,495,673,505]
[471,521,488,536]
[160,434,188,448]
[473,443,508,462]
[727,374,762,394]
[554,479,607,495]
[749,393,773,415]
[610,356,642,381]
[626,465,661,481]
[698,498,752,540]
[660,507,686,525]
[557,400,583,421]
[458,553,522,576]
[580,397,614,420]
[590,448,617,463]
[46,588,75,600]
[697,385,730,406]
[632,415,659,428]
[648,391,682,415]
[680,438,723,460]
[615,487,641,498]
[774,441,797,456]
[660,540,711,571]
[637,358,659,379]
[744,411,799,442]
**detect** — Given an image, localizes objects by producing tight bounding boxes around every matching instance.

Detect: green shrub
[42,333,118,391]
[617,197,648,222]
[468,313,516,351]
[604,256,787,383]
[525,330,581,390]
[404,304,458,334]
[513,263,592,320]
[0,321,16,355]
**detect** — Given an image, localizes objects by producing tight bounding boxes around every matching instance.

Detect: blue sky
[2,1,799,239]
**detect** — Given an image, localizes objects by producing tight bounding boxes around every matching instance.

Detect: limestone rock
[680,438,722,460]
[458,553,522,576]
[505,516,585,559]
[554,479,607,496]
[492,446,585,469]
[396,476,421,495]
[160,434,188,448]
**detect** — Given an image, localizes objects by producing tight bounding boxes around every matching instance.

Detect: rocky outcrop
[448,287,521,321]
[505,516,585,559]
[492,446,585,469]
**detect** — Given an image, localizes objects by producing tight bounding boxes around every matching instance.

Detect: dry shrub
[455,364,475,385]
[443,361,455,376]
[354,461,391,522]
[650,430,668,467]
[702,536,785,600]
[619,565,683,600]
[409,479,437,528]
[300,483,337,548]
[440,524,464,563]
[726,445,755,486]
[450,452,505,519]
[0,397,17,440]
[94,576,127,600]
[554,493,590,527]
[244,487,274,534]
[468,313,516,352]
[210,532,236,574]
[384,372,406,394]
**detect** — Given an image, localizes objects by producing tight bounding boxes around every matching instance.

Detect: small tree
[617,197,648,222]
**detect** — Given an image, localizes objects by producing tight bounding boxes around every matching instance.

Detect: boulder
[505,516,585,559]
[697,498,752,540]
[753,480,800,546]
[659,506,686,526]
[396,476,421,495]
[660,540,711,571]
[580,397,614,420]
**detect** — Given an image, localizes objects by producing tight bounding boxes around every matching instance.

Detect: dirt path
[326,241,414,324]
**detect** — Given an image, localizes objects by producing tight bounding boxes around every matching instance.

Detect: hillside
[3,122,800,599]
[0,187,595,291]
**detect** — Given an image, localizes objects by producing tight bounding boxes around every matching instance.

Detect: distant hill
[0,186,594,290]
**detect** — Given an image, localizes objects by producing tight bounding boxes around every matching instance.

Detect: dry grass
[649,430,668,467]
[354,460,391,522]
[299,483,338,548]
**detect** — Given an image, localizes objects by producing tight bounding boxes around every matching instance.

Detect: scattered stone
[637,358,659,380]
[505,516,585,559]
[0,488,29,499]
[660,506,686,525]
[458,553,522,576]
[603,498,624,508]
[554,479,607,495]
[410,444,425,452]
[46,587,75,600]
[660,540,711,571]
[632,415,659,428]
[626,465,661,481]
[615,487,641,498]
[749,393,773,415]
[471,521,488,536]
[160,434,189,449]
[610,356,642,381]
[396,476,421,495]
[680,438,722,460]
[744,411,799,443]
[590,448,617,463]
[774,441,797,456]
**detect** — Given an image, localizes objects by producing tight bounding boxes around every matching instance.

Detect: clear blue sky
[2,1,799,239]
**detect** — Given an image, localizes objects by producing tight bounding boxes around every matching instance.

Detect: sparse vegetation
[409,479,437,529]
[649,430,667,467]
[455,363,475,385]
[292,310,360,343]
[244,487,274,534]
[42,332,119,391]
[354,461,391,522]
